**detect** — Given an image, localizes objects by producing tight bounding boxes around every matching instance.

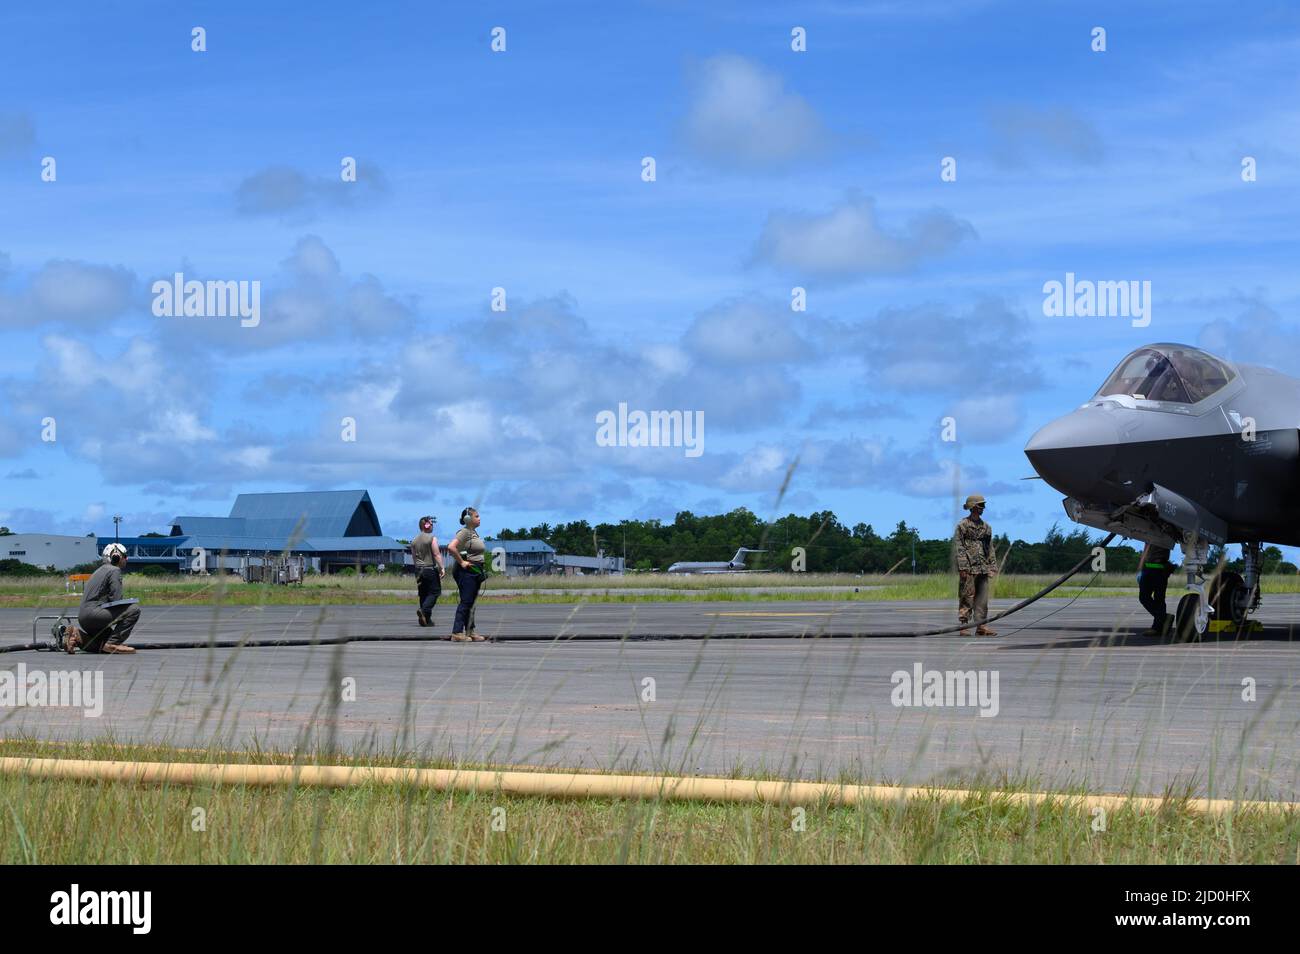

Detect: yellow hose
[0,756,1291,815]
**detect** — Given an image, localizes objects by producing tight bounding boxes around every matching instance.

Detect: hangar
[112,490,405,574]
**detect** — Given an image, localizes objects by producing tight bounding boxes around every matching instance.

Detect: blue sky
[2,1,1299,549]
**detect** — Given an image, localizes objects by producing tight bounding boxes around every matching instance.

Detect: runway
[2,597,1298,799]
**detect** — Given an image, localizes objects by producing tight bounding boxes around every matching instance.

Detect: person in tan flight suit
[954,493,999,637]
[410,516,445,628]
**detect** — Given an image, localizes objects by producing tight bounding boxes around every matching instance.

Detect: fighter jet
[666,548,767,574]
[1024,342,1300,639]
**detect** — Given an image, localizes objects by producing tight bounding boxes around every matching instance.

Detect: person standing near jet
[1137,541,1175,636]
[411,516,445,628]
[954,494,998,637]
[446,507,487,642]
[66,542,141,654]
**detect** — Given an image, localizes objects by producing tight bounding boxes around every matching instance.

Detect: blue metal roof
[172,490,385,541]
[170,534,401,553]
[228,490,382,537]
[165,490,399,554]
[171,516,248,536]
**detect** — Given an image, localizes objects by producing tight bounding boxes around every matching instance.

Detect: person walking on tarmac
[410,516,446,628]
[446,507,487,642]
[1137,541,1176,636]
[66,542,141,654]
[954,494,999,637]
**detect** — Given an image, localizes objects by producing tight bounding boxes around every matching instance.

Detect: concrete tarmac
[2,596,1297,799]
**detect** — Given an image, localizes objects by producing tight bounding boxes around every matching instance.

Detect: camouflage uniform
[954,513,995,626]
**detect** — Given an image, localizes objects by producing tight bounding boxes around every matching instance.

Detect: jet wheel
[1208,571,1248,627]
[1174,592,1203,643]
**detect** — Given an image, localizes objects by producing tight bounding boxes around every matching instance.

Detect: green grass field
[2,740,1295,863]
[4,570,1300,608]
[8,570,1285,608]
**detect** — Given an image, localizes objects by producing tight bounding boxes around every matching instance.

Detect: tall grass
[1,740,1294,863]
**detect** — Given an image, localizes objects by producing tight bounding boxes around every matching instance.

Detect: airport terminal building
[0,533,101,571]
[112,490,406,575]
[473,539,625,576]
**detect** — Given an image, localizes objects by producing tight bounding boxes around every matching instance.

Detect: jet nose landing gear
[1174,538,1265,641]
[1173,532,1212,642]
[1173,591,1207,642]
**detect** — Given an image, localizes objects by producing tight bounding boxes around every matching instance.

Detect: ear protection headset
[460,508,474,526]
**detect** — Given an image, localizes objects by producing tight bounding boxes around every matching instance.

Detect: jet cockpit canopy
[1094,344,1237,405]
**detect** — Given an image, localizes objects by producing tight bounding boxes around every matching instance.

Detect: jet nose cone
[1024,409,1120,499]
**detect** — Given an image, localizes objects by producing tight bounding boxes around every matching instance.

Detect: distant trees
[0,559,49,576]
[494,508,1155,574]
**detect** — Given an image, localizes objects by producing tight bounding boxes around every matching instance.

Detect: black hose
[0,535,1117,652]
[0,633,460,654]
[118,634,456,650]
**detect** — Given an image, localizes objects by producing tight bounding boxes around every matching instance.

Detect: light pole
[113,514,123,544]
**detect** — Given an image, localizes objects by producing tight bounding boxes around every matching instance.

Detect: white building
[0,534,99,571]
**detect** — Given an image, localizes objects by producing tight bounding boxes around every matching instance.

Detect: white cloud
[682,54,830,168]
[988,105,1104,168]
[682,296,814,365]
[716,444,790,491]
[231,446,272,470]
[1,334,280,487]
[234,162,390,219]
[751,193,974,280]
[945,394,1024,444]
[1199,300,1300,374]
[797,437,1026,499]
[158,235,416,351]
[0,259,135,328]
[140,409,218,445]
[815,298,1042,396]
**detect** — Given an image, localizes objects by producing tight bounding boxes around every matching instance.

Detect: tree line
[494,508,1181,574]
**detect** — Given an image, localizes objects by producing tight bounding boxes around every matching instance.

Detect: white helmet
[102,542,127,562]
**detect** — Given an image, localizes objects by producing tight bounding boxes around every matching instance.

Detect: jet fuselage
[1025,346,1300,545]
